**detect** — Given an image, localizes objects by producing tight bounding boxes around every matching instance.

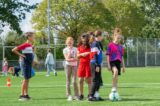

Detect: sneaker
[73,96,80,101]
[79,95,84,100]
[18,95,26,101]
[46,75,50,77]
[88,96,96,101]
[25,95,31,100]
[67,95,73,101]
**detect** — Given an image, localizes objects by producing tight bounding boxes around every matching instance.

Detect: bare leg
[65,65,72,96]
[21,80,25,96]
[25,80,29,95]
[79,78,84,95]
[112,67,118,91]
[85,77,92,95]
[72,66,79,97]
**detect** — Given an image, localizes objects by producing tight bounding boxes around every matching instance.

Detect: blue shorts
[23,53,33,79]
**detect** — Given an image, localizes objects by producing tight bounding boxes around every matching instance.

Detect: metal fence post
[137,38,139,66]
[54,46,56,69]
[155,38,157,66]
[145,38,147,67]
[127,38,129,66]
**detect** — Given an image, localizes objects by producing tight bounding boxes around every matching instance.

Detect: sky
[1,0,43,36]
[20,0,43,32]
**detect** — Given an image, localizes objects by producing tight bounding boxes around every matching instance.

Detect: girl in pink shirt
[106,34,125,98]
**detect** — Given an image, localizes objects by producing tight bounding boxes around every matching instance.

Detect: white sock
[112,87,117,92]
[94,91,99,98]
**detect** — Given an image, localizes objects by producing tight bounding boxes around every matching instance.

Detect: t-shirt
[63,47,77,66]
[90,41,103,66]
[17,42,33,54]
[106,42,124,62]
[77,45,90,63]
[45,52,55,65]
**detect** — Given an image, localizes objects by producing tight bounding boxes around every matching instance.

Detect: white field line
[1,83,160,88]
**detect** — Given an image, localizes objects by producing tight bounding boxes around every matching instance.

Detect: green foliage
[32,0,115,41]
[140,0,160,38]
[3,31,25,60]
[103,0,145,37]
[0,0,37,33]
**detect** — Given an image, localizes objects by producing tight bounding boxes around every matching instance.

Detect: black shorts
[110,60,121,75]
[23,53,33,79]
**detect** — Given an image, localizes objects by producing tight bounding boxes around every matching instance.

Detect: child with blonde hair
[63,37,79,101]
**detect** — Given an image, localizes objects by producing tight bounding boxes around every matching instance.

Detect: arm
[106,43,111,71]
[64,53,77,62]
[63,49,77,62]
[12,47,25,58]
[77,51,90,58]
[45,54,49,65]
[121,56,125,72]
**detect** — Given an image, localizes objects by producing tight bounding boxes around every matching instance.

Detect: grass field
[1,67,160,106]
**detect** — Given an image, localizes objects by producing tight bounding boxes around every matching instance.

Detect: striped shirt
[17,42,33,54]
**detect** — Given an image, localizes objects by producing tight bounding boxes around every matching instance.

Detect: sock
[112,87,117,92]
[94,91,99,98]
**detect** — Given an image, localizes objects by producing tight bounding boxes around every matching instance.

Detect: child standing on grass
[63,37,79,101]
[106,34,125,99]
[45,49,57,76]
[89,31,104,101]
[12,32,35,101]
[77,33,92,100]
[2,58,8,76]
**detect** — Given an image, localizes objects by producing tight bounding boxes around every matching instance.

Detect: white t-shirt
[45,52,55,65]
[63,47,77,66]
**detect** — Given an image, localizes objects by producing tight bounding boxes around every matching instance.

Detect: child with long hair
[12,32,35,101]
[106,34,125,99]
[77,33,91,100]
[63,37,79,101]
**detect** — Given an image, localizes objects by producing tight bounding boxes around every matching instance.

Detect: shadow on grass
[34,97,66,100]
[121,98,160,102]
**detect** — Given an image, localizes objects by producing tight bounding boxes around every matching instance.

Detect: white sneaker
[111,88,117,92]
[73,96,79,101]
[67,95,73,101]
[46,75,50,77]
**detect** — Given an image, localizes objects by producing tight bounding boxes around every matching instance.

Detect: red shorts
[77,62,91,78]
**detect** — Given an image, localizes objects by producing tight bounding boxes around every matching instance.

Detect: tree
[140,0,160,38]
[103,0,145,37]
[0,0,37,33]
[2,31,25,60]
[32,0,115,41]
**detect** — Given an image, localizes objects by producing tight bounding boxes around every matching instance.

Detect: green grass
[1,67,160,106]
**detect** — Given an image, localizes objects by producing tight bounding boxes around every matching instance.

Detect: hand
[81,52,90,57]
[122,67,125,73]
[20,54,25,58]
[96,67,100,72]
[107,65,111,71]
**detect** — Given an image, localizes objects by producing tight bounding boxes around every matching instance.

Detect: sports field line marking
[1,83,160,88]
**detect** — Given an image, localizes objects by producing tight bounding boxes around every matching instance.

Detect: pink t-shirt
[106,42,124,62]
